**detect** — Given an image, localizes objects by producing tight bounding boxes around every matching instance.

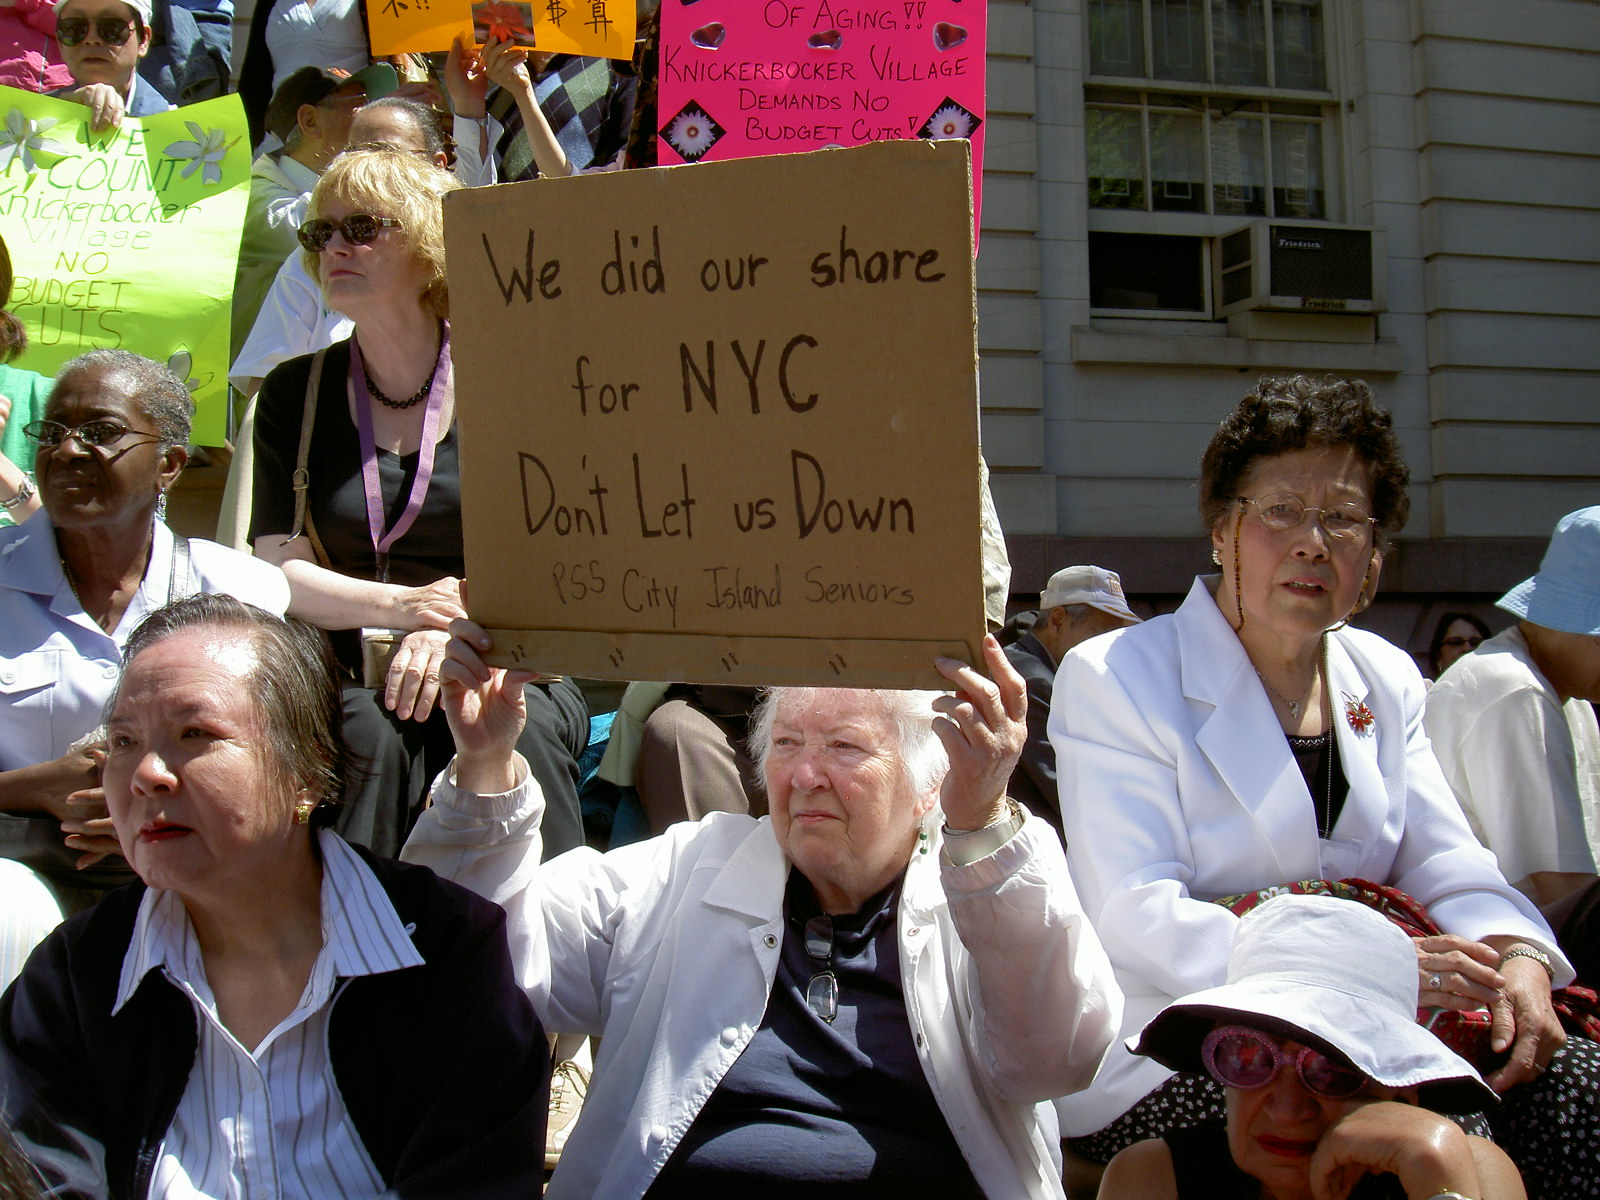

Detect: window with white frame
[1085,0,1338,314]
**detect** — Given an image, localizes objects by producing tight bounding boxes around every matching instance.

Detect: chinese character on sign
[545,0,567,25]
[585,0,611,34]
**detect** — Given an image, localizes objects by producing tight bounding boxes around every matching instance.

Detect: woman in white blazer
[1050,376,1597,1196]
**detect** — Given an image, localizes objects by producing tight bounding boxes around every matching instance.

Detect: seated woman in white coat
[405,628,1121,1199]
[1050,375,1599,1196]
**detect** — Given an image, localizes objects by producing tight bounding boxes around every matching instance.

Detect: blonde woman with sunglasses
[249,149,586,861]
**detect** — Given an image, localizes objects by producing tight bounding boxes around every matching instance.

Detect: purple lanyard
[350,326,450,584]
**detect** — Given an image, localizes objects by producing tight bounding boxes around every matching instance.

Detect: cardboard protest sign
[446,139,984,688]
[658,0,986,233]
[0,89,249,446]
[367,0,634,59]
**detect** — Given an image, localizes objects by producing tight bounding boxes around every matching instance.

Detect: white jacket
[404,764,1122,1200]
[1049,576,1570,1135]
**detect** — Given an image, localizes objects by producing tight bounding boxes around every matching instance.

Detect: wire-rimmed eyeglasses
[802,914,838,1024]
[23,419,161,452]
[1236,493,1376,541]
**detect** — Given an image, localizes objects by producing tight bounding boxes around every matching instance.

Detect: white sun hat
[1130,893,1494,1113]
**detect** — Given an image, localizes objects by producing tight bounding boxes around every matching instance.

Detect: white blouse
[115,831,424,1199]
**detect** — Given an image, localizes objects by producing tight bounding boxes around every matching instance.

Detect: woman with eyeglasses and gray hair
[0,349,287,983]
[1049,376,1599,1195]
[402,625,1120,1198]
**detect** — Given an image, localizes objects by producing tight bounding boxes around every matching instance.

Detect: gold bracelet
[1498,945,1554,979]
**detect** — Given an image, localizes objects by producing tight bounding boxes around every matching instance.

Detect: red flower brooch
[1344,695,1375,735]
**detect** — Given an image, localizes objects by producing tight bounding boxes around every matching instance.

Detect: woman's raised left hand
[931,634,1028,831]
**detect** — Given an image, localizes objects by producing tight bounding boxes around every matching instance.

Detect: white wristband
[940,799,1025,867]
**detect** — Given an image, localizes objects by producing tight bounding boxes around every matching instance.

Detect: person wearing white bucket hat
[1426,506,1600,976]
[1102,895,1525,1200]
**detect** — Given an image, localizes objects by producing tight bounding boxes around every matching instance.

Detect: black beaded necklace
[364,358,440,410]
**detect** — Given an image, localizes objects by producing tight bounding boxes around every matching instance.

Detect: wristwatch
[1499,945,1554,979]
[0,475,33,510]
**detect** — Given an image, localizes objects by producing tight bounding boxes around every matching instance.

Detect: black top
[646,872,984,1198]
[251,341,463,668]
[1165,1121,1406,1199]
[1287,729,1348,839]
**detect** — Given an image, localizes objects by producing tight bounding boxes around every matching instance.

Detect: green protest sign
[0,88,250,446]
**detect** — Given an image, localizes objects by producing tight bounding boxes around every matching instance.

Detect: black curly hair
[1198,375,1411,548]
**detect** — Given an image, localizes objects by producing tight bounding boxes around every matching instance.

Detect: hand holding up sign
[932,636,1028,833]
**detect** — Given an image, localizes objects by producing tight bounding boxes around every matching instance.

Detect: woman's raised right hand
[397,576,467,630]
[439,619,534,793]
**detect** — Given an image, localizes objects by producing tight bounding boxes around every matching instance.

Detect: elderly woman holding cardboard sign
[405,626,1120,1198]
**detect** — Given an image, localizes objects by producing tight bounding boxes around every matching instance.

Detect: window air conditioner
[1213,221,1385,317]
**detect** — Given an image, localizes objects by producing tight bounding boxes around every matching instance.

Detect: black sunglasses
[296,214,402,254]
[56,16,139,46]
[802,914,838,1024]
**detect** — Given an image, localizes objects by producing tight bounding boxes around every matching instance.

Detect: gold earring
[293,796,316,825]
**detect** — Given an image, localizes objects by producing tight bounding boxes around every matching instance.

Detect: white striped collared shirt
[114,829,425,1200]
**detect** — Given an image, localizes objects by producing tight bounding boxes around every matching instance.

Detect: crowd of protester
[2,3,1599,1197]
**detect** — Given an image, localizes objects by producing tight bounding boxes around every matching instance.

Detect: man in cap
[50,0,170,130]
[231,63,397,356]
[1006,565,1141,840]
[1425,506,1600,970]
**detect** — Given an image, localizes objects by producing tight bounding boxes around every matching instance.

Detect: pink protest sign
[658,1,986,238]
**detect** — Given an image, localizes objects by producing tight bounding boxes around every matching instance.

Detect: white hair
[749,686,950,802]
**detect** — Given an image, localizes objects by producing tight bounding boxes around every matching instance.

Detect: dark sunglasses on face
[1201,1025,1368,1099]
[1441,636,1484,650]
[23,419,160,450]
[297,214,403,254]
[56,16,139,46]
